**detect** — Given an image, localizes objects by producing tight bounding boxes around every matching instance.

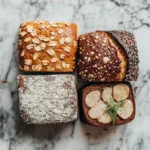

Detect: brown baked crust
[78,31,139,82]
[81,82,135,127]
[78,31,127,82]
[109,31,139,81]
[18,21,77,72]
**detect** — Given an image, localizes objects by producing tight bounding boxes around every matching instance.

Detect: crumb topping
[18,74,77,124]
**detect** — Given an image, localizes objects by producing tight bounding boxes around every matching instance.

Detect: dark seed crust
[109,31,139,81]
[77,31,139,82]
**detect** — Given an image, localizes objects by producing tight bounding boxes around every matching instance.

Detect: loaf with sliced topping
[18,21,77,72]
[80,82,135,127]
[78,31,139,82]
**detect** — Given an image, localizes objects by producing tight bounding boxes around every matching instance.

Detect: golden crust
[18,21,77,72]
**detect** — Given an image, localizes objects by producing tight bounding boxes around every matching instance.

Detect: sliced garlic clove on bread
[117,99,133,119]
[101,87,113,103]
[88,100,107,119]
[97,112,112,124]
[113,84,129,102]
[85,90,101,107]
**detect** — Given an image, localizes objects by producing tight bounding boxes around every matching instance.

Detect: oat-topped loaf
[18,21,77,72]
[17,74,78,124]
[78,31,139,82]
[80,83,135,127]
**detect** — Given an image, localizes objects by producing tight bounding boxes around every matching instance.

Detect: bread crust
[109,31,139,81]
[18,21,77,72]
[80,82,135,127]
[78,31,139,82]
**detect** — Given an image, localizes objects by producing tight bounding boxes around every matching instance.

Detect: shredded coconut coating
[18,74,77,124]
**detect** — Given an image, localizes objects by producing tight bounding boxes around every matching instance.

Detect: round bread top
[78,31,127,82]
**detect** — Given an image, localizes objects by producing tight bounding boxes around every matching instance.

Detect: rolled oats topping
[24,65,29,71]
[32,65,36,71]
[60,54,65,59]
[35,64,42,71]
[64,46,71,52]
[24,59,32,65]
[21,50,25,57]
[42,60,49,65]
[50,31,56,36]
[40,43,46,49]
[51,57,58,62]
[19,40,22,45]
[59,38,65,45]
[31,29,37,36]
[18,21,77,72]
[65,37,72,43]
[33,53,39,60]
[26,25,34,33]
[47,66,55,71]
[48,41,57,47]
[58,28,64,34]
[51,23,58,27]
[34,45,41,51]
[39,35,50,42]
[26,44,34,50]
[24,37,31,42]
[20,31,27,37]
[32,38,40,44]
[46,48,55,56]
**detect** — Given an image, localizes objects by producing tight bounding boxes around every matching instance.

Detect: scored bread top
[18,21,77,72]
[78,31,139,82]
[81,83,135,127]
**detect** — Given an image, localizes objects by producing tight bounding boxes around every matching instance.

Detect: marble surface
[0,0,150,150]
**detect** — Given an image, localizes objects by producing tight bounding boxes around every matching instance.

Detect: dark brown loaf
[77,31,139,82]
[80,82,135,127]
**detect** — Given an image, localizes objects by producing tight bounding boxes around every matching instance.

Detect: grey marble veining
[0,0,150,150]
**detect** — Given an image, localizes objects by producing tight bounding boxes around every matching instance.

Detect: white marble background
[0,0,150,150]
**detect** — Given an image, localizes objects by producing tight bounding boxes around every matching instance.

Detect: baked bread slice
[109,31,139,81]
[80,82,135,127]
[18,21,77,72]
[78,31,139,82]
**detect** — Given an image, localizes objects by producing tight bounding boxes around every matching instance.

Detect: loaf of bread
[78,31,139,82]
[18,74,78,124]
[80,82,135,127]
[18,21,77,72]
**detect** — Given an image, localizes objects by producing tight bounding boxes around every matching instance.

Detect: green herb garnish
[106,98,125,125]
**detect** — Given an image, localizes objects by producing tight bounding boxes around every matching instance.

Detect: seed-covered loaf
[18,21,77,72]
[78,31,139,82]
[80,83,135,127]
[18,74,78,124]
